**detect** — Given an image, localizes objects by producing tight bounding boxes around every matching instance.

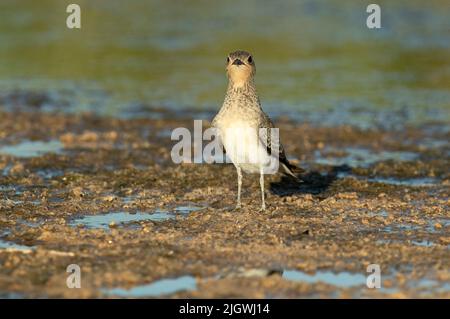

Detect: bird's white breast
[217,119,275,174]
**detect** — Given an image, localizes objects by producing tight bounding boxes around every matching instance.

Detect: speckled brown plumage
[212,50,302,211]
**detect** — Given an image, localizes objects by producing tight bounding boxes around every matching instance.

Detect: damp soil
[0,108,449,298]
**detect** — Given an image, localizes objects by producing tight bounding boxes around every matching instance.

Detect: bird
[212,50,302,211]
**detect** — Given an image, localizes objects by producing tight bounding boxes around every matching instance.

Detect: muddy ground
[0,105,449,298]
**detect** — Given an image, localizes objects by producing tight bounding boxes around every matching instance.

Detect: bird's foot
[234,203,242,210]
[258,205,266,212]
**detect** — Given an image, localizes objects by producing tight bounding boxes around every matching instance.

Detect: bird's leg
[259,167,266,211]
[236,166,242,209]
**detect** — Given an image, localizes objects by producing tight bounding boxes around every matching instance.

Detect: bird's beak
[232,59,244,66]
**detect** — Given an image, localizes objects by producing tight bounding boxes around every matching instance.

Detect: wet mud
[0,106,449,298]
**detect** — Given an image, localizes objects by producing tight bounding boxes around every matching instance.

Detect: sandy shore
[0,109,449,298]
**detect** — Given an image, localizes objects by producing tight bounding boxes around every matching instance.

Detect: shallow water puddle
[0,239,34,252]
[175,206,204,213]
[70,206,203,229]
[9,199,41,206]
[0,185,16,192]
[414,137,449,150]
[0,140,63,158]
[377,239,436,247]
[283,270,367,288]
[36,169,65,179]
[369,210,389,218]
[411,240,435,247]
[427,219,450,232]
[282,269,449,294]
[102,275,196,297]
[405,278,450,293]
[70,211,173,229]
[315,147,418,168]
[383,219,449,234]
[367,177,439,187]
[383,224,420,233]
[337,171,439,188]
[0,292,24,299]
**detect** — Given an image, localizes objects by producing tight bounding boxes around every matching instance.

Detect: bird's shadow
[270,165,351,196]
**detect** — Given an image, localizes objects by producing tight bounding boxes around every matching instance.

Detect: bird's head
[226,50,255,88]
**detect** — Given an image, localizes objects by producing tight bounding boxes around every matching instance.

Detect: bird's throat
[228,79,256,93]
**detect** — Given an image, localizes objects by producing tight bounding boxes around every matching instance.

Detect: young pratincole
[212,50,302,211]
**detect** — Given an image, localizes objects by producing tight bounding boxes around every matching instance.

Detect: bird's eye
[247,56,253,63]
[227,57,230,63]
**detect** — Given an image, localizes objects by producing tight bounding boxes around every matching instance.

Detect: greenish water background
[0,0,449,128]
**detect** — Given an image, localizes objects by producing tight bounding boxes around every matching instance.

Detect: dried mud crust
[0,110,449,298]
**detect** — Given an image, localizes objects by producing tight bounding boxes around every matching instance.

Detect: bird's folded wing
[258,114,303,176]
[258,122,289,165]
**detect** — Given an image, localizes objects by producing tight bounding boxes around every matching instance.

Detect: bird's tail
[281,160,304,182]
